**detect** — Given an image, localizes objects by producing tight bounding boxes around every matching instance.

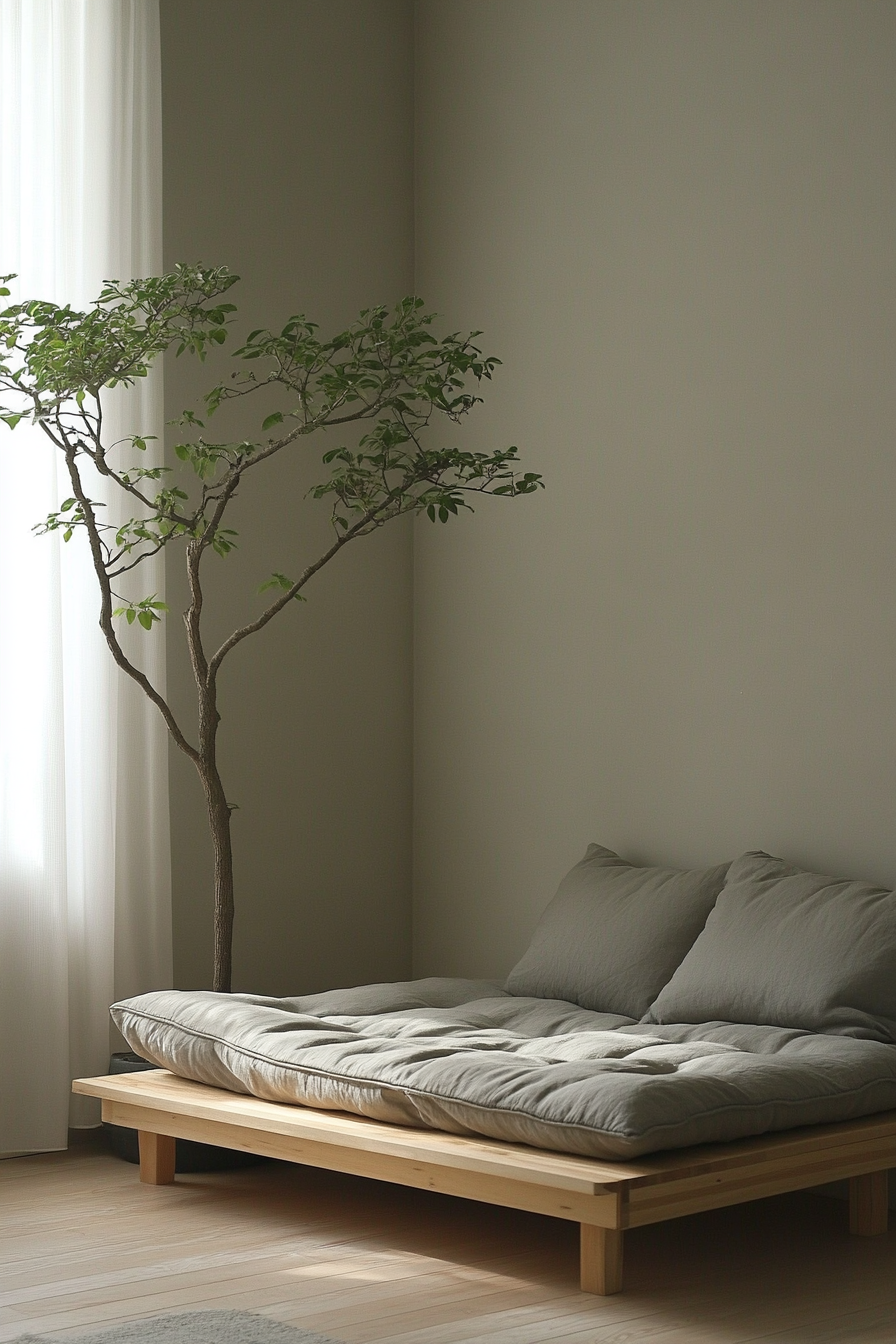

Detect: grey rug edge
[7,1309,343,1344]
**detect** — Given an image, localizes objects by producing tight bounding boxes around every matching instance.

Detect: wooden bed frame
[74,1070,895,1295]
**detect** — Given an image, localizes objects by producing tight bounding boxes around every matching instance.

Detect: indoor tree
[0,265,542,992]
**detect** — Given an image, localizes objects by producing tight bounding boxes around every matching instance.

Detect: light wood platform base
[74,1070,895,1296]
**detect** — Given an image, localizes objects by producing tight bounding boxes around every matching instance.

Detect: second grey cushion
[504,844,730,1018]
[645,850,896,1041]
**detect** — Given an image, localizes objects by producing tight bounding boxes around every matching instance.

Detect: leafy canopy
[0,263,542,654]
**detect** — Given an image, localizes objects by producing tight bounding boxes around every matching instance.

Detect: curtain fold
[0,0,171,1153]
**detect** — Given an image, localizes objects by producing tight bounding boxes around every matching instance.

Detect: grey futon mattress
[111,977,896,1160]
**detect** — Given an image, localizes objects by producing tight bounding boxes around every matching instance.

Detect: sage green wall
[160,0,414,993]
[160,1,896,994]
[413,1,896,977]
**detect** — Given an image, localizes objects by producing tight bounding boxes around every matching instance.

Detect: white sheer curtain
[0,0,172,1154]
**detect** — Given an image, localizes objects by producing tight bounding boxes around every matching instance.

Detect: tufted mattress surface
[111,977,896,1159]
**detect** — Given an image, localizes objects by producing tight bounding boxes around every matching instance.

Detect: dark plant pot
[102,1051,267,1172]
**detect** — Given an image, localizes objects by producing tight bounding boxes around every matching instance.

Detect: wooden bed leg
[138,1131,176,1185]
[580,1224,623,1294]
[849,1171,889,1236]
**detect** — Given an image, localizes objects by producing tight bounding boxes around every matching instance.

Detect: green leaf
[1,413,23,430]
[262,411,284,431]
[137,610,154,630]
[258,571,293,594]
[174,409,205,429]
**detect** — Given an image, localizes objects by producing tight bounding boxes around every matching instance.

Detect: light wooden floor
[2,1132,896,1344]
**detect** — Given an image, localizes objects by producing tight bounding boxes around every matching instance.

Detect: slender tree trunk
[200,759,235,993]
[183,534,236,994]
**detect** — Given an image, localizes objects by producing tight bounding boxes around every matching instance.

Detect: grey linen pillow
[504,844,730,1018]
[645,850,896,1042]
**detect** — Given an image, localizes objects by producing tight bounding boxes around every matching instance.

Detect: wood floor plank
[2,1132,896,1343]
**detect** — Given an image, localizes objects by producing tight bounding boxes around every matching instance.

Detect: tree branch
[206,492,399,684]
[50,424,201,765]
